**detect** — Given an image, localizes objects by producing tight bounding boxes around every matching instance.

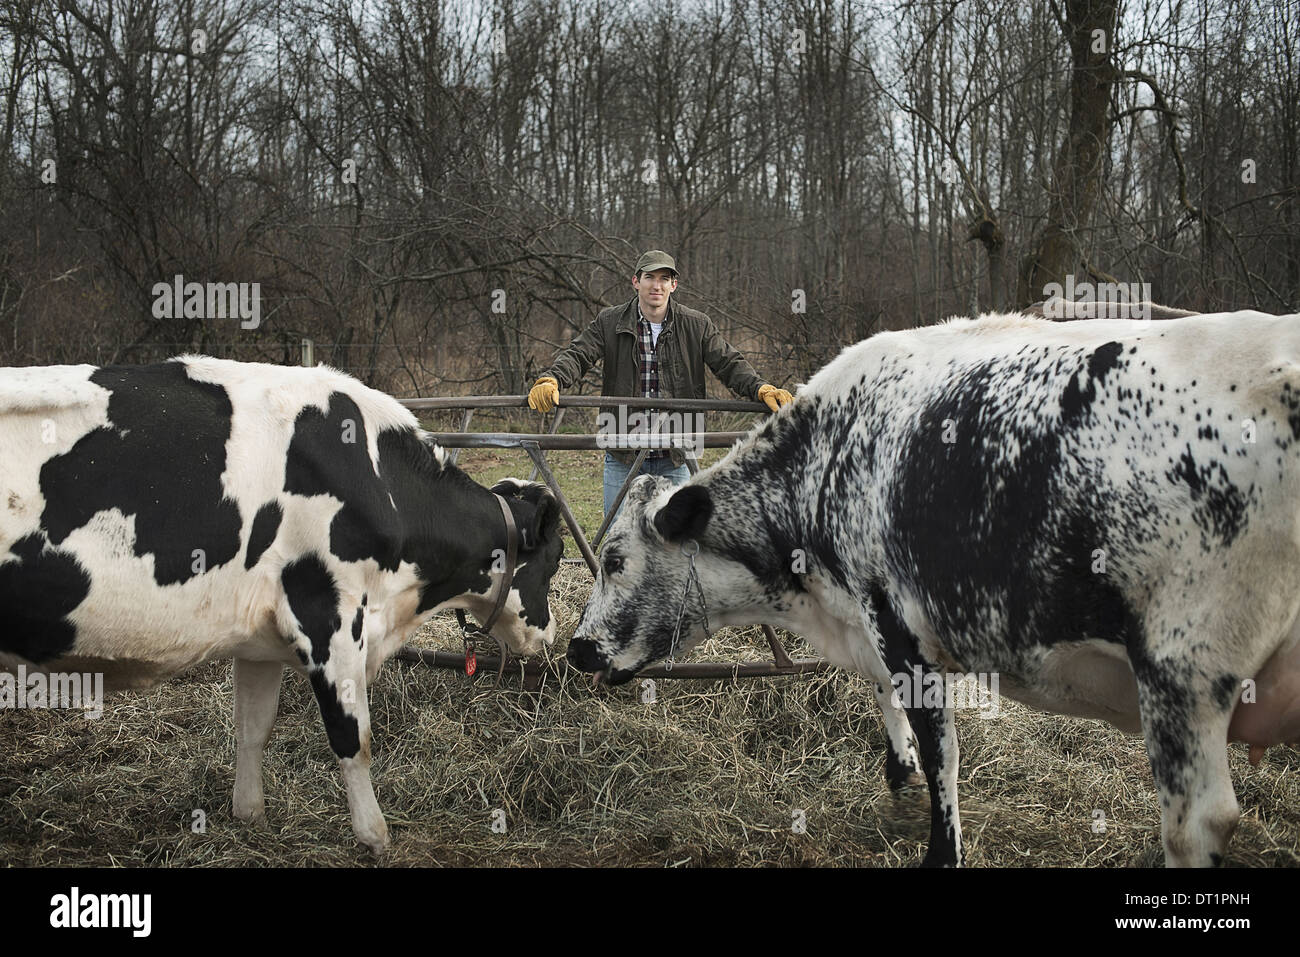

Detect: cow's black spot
[888,358,1142,662]
[284,393,402,570]
[1055,511,1145,649]
[1166,446,1249,546]
[1211,674,1239,711]
[373,428,495,616]
[245,501,282,569]
[351,606,364,643]
[38,362,242,585]
[285,404,524,629]
[707,399,828,595]
[0,534,90,662]
[1060,341,1124,425]
[885,747,918,792]
[1278,384,1300,440]
[1128,641,1195,797]
[309,670,361,759]
[282,556,341,665]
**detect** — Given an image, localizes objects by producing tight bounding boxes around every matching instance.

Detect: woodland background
[1,0,1296,396]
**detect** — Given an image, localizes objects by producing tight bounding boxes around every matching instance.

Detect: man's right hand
[528,376,560,412]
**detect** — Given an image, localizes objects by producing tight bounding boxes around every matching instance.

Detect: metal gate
[393,394,831,685]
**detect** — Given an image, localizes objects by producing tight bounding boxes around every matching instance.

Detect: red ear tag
[465,641,477,677]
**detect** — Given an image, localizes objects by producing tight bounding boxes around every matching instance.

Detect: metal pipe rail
[396,393,819,686]
[421,432,748,450]
[394,645,833,682]
[404,395,769,412]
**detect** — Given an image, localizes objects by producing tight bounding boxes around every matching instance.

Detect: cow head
[567,475,760,684]
[464,478,563,657]
[420,475,562,659]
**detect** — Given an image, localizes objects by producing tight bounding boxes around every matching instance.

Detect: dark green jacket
[543,297,766,466]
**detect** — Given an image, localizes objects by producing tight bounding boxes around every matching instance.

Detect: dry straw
[2,559,1297,866]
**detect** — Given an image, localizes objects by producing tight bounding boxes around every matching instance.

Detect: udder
[1228,637,1300,764]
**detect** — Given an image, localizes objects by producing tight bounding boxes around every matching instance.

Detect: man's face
[633,269,678,310]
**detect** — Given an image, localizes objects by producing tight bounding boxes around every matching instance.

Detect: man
[528,249,793,517]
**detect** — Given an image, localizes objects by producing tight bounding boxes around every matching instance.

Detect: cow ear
[524,490,560,549]
[653,485,713,543]
[490,478,526,498]
[527,494,559,546]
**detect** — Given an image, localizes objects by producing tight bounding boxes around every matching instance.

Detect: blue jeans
[603,453,690,520]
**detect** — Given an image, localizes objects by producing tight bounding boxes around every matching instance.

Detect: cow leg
[801,613,922,790]
[901,696,961,866]
[1133,659,1239,867]
[871,681,922,790]
[296,609,388,855]
[232,658,284,823]
[868,593,962,865]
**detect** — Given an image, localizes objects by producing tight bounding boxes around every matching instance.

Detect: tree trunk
[1017,0,1118,307]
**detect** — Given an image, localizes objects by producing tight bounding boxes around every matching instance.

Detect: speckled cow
[567,310,1300,867]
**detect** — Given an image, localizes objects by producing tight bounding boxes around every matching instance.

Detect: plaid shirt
[637,308,669,458]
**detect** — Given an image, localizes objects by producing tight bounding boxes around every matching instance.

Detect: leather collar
[455,493,519,640]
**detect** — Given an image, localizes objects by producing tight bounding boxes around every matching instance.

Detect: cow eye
[603,554,624,576]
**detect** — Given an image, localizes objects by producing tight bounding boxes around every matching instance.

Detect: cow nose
[566,638,603,671]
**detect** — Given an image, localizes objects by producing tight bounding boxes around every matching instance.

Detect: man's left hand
[758,384,794,412]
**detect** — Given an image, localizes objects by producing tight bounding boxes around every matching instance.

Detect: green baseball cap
[636,250,677,276]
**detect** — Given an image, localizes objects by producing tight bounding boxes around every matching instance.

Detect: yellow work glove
[757,383,794,412]
[528,376,560,412]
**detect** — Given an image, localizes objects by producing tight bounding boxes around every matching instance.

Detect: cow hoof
[891,770,925,791]
[885,757,926,792]
[355,820,390,855]
[233,800,267,824]
[885,752,926,792]
[919,851,960,868]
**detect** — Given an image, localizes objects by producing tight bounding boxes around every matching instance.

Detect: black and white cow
[568,310,1300,867]
[0,356,563,852]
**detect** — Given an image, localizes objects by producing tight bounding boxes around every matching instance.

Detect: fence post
[301,338,314,367]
